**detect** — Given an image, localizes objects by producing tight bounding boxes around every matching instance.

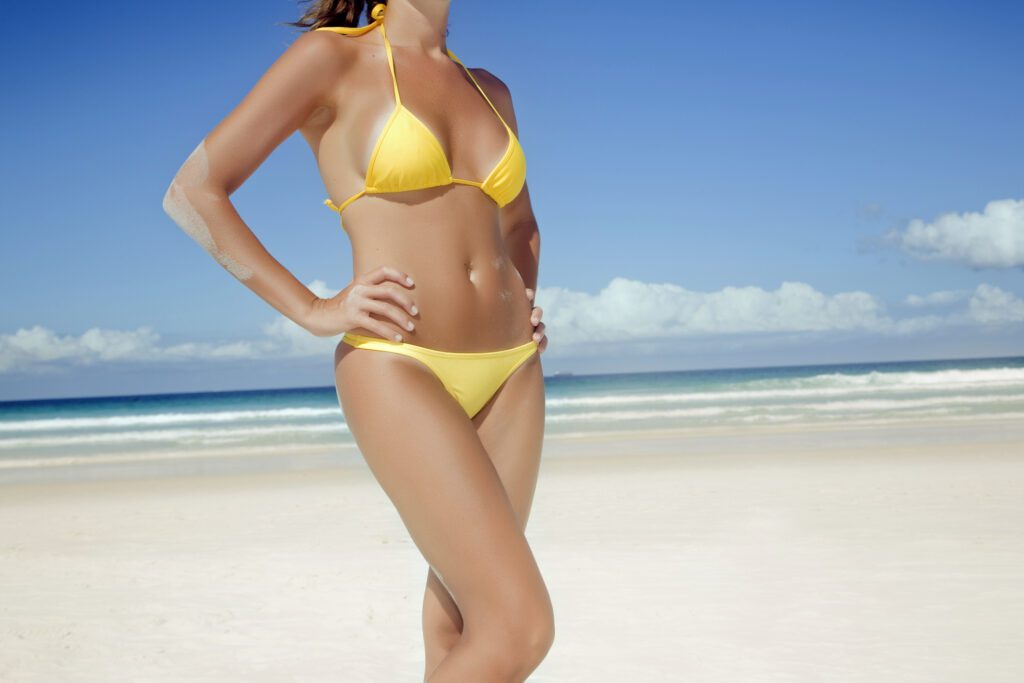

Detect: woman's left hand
[525,288,547,353]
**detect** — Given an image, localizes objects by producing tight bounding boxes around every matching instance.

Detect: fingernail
[406,276,414,285]
[411,305,418,315]
[394,333,403,341]
[406,321,414,330]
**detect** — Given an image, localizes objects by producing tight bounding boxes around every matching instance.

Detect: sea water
[2,355,1022,481]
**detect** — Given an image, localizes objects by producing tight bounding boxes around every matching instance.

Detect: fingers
[363,298,416,338]
[357,312,407,342]
[523,291,545,350]
[362,265,415,289]
[341,266,417,341]
[354,267,418,315]
[369,283,418,318]
[363,279,418,341]
[529,307,547,353]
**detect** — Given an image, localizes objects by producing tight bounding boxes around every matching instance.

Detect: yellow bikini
[315,4,527,226]
[317,6,538,419]
[340,333,538,419]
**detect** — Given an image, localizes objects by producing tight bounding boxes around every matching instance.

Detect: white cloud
[3,278,1021,373]
[535,277,942,346]
[0,324,261,372]
[885,198,1024,268]
[967,283,1024,324]
[904,289,969,306]
[0,280,341,373]
[305,279,341,300]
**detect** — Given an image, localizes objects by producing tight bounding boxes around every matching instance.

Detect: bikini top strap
[378,20,402,105]
[313,5,400,106]
[446,49,510,130]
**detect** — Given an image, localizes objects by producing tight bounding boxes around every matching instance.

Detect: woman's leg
[422,569,463,675]
[421,350,549,679]
[334,344,554,682]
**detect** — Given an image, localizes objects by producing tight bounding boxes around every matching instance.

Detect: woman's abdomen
[344,194,534,351]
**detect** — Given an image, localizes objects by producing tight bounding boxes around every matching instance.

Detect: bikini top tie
[314,3,527,227]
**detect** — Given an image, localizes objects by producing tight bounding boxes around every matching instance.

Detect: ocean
[2,355,1022,482]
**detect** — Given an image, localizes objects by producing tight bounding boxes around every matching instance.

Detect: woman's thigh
[334,343,551,626]
[473,349,546,530]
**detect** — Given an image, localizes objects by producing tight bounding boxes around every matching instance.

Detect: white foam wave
[755,366,1024,389]
[546,368,1024,409]
[545,394,1022,424]
[804,394,1023,412]
[0,406,341,433]
[547,406,742,423]
[0,422,349,451]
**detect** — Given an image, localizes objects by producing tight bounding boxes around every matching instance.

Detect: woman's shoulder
[292,26,368,59]
[303,24,384,53]
[467,66,519,128]
[467,67,511,99]
[271,27,375,86]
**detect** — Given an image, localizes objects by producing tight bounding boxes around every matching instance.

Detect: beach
[5,0,1022,678]
[2,416,1022,682]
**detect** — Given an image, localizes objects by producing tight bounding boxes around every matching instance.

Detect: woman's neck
[380,0,451,55]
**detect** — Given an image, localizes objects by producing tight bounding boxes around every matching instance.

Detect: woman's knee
[423,571,464,641]
[478,589,556,676]
[521,594,556,664]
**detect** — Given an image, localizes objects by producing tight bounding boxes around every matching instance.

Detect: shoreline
[2,414,1021,488]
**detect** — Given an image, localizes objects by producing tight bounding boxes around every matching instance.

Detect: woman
[162,0,553,680]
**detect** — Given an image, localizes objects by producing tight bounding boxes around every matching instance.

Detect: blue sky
[2,0,1022,400]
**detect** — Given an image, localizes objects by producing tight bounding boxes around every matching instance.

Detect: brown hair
[288,0,387,30]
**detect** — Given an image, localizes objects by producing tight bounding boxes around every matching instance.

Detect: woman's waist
[346,263,534,351]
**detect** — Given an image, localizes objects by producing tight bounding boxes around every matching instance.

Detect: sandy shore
[2,418,1023,682]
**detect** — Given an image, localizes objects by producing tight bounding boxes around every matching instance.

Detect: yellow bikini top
[315,4,527,225]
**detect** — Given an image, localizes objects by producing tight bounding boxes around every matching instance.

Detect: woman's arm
[503,180,546,350]
[473,68,547,349]
[162,30,347,332]
[472,68,541,292]
[500,179,540,292]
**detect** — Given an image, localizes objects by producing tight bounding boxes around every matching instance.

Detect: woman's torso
[300,28,534,352]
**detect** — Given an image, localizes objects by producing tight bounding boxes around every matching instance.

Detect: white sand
[2,418,1023,682]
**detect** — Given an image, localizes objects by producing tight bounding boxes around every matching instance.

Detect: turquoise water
[2,355,1022,469]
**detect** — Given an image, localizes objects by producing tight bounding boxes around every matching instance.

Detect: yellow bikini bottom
[340,332,539,419]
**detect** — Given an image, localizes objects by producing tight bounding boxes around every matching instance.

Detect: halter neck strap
[313,2,386,36]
